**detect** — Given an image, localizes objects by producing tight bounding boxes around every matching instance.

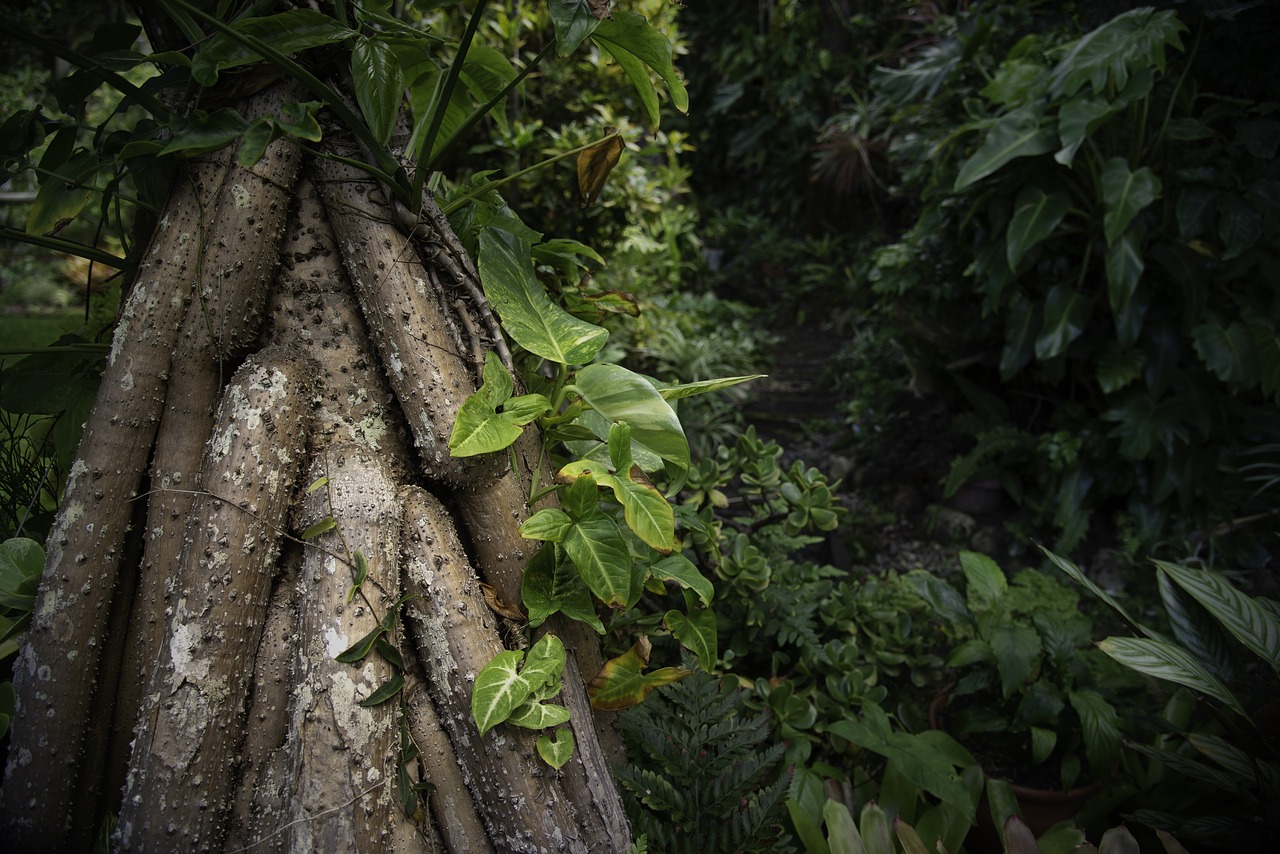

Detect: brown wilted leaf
[588,0,612,20]
[577,129,624,207]
[479,582,525,621]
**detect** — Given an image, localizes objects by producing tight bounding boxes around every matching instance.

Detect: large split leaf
[592,13,689,126]
[449,351,550,457]
[588,636,691,710]
[1050,7,1186,98]
[954,104,1056,191]
[189,8,354,86]
[477,226,608,365]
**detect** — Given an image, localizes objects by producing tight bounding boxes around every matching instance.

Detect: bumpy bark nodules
[2,95,630,852]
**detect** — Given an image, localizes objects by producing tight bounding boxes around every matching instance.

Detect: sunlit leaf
[478,226,608,365]
[507,699,571,729]
[521,633,567,690]
[657,375,767,401]
[588,636,691,710]
[450,352,550,457]
[573,363,689,476]
[578,130,624,206]
[520,508,574,542]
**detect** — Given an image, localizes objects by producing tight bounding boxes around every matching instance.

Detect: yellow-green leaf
[587,636,691,710]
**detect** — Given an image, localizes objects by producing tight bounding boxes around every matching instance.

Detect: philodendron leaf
[657,374,768,401]
[1049,7,1186,99]
[592,12,690,126]
[588,636,691,711]
[0,538,43,611]
[1106,227,1145,347]
[1191,321,1257,387]
[449,351,550,457]
[1006,185,1070,270]
[520,508,574,542]
[954,104,1056,191]
[507,699,571,729]
[649,553,714,607]
[563,514,631,609]
[1102,157,1161,246]
[471,650,533,736]
[190,9,355,87]
[560,422,675,553]
[1097,636,1248,718]
[521,544,605,633]
[549,0,603,54]
[352,35,404,147]
[478,226,608,365]
[521,633,568,690]
[536,730,576,769]
[573,363,689,477]
[664,608,717,671]
[1035,283,1089,361]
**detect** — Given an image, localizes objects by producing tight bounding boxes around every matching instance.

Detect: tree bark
[1,87,630,851]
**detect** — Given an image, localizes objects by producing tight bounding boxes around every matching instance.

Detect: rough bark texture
[1,95,630,851]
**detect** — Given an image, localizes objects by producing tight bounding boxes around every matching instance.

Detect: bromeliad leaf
[588,636,691,711]
[477,226,608,365]
[471,649,534,736]
[449,352,550,457]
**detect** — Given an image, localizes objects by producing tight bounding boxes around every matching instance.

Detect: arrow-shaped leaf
[587,636,691,710]
[471,650,533,736]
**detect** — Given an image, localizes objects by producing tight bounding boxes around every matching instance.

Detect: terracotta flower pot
[929,689,1102,839]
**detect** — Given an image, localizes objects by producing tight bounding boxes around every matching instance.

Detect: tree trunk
[1,82,631,853]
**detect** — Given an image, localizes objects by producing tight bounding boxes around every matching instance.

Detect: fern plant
[615,670,792,853]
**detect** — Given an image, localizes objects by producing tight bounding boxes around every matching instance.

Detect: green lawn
[0,312,87,368]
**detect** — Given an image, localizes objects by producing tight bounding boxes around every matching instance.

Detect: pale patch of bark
[117,346,314,851]
[400,486,628,853]
[276,445,427,852]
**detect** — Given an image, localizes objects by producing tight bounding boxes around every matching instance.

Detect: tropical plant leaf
[1035,283,1089,361]
[0,538,43,612]
[990,625,1041,698]
[1191,321,1257,387]
[562,514,631,609]
[189,8,354,86]
[507,699,572,729]
[592,13,689,127]
[1069,689,1122,775]
[828,705,975,823]
[1050,7,1186,98]
[521,544,605,633]
[960,550,1006,611]
[520,508,574,542]
[954,104,1056,191]
[1157,571,1237,683]
[1102,157,1161,246]
[572,363,689,476]
[1006,186,1070,270]
[1106,228,1145,347]
[1056,94,1113,166]
[588,636,691,710]
[1249,317,1280,402]
[549,0,603,54]
[471,649,533,736]
[358,672,405,707]
[1154,560,1280,668]
[26,149,99,235]
[536,730,576,769]
[656,374,767,401]
[520,633,567,690]
[449,351,550,457]
[1097,636,1247,718]
[649,553,714,607]
[352,35,404,146]
[664,609,717,671]
[478,226,608,365]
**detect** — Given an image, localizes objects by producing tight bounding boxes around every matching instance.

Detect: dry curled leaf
[588,0,612,20]
[577,129,624,207]
[480,582,526,621]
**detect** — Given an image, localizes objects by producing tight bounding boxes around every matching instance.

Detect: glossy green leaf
[358,672,405,707]
[1102,157,1161,246]
[664,609,717,671]
[352,35,404,147]
[1154,560,1280,668]
[335,625,386,664]
[1055,94,1113,166]
[562,514,631,608]
[1098,636,1246,717]
[1050,8,1186,98]
[190,9,355,86]
[587,637,691,710]
[507,699,571,729]
[1035,283,1088,361]
[828,704,975,823]
[450,351,550,457]
[593,13,690,126]
[521,544,605,633]
[26,149,99,236]
[1029,725,1057,764]
[520,508,573,542]
[1106,228,1145,347]
[1192,321,1257,387]
[657,374,767,401]
[159,109,250,158]
[301,517,338,541]
[478,226,608,365]
[649,553,714,607]
[858,801,894,854]
[573,363,689,476]
[521,633,567,690]
[549,0,603,55]
[0,538,43,611]
[954,105,1056,191]
[471,650,533,736]
[1069,689,1122,775]
[536,730,576,769]
[1006,186,1070,270]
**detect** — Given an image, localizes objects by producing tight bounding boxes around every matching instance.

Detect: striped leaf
[1157,571,1236,682]
[1039,546,1161,640]
[1069,689,1122,776]
[1098,636,1247,718]
[1154,560,1280,669]
[1126,741,1251,796]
